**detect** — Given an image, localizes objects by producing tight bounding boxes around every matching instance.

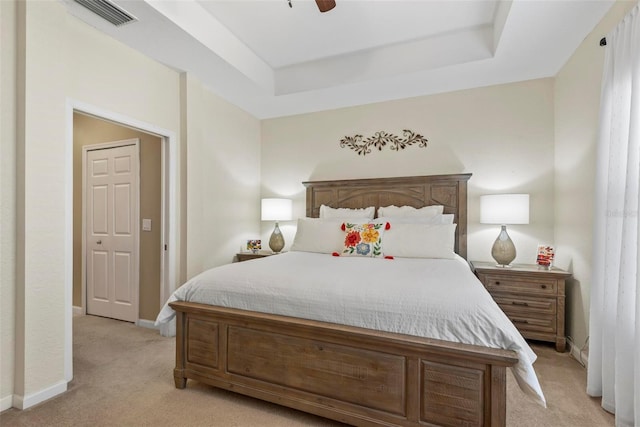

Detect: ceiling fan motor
[288,0,336,13]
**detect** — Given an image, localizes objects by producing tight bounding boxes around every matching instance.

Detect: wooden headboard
[303,174,472,259]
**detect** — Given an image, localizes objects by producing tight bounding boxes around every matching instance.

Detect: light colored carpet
[1,315,614,426]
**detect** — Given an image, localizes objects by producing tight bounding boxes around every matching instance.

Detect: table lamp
[480,194,529,267]
[261,198,292,253]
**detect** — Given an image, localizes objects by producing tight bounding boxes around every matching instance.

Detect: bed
[159,174,543,427]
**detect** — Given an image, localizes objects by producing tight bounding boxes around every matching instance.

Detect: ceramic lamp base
[491,225,516,267]
[269,222,285,253]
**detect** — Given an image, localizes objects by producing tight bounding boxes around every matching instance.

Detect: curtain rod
[600,37,607,46]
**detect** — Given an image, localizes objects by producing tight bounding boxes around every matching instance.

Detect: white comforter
[156,251,546,406]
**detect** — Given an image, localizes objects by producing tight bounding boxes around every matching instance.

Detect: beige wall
[184,74,262,279]
[553,0,637,352]
[73,113,163,321]
[261,78,557,264]
[1,0,17,411]
[6,0,182,408]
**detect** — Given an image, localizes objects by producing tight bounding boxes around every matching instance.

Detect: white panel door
[86,143,139,322]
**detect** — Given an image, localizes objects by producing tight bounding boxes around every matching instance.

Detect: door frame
[65,100,179,382]
[81,139,140,321]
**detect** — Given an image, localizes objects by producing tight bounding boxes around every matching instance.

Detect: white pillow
[319,204,375,219]
[290,218,369,254]
[374,214,454,225]
[382,223,457,259]
[377,205,443,218]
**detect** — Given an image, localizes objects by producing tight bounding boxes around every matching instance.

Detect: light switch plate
[142,218,152,231]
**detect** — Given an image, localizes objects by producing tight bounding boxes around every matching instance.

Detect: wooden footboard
[170,301,517,427]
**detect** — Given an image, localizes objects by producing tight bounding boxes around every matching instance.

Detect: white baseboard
[135,319,159,330]
[568,340,588,369]
[72,313,157,330]
[13,380,67,410]
[1,394,13,411]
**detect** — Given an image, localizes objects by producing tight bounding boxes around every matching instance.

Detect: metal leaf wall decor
[339,130,428,156]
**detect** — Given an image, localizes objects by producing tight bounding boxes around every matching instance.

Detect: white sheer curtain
[587,4,640,427]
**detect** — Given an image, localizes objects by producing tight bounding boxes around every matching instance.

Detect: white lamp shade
[480,194,529,225]
[261,198,292,221]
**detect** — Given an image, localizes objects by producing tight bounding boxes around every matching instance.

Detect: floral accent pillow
[339,222,389,257]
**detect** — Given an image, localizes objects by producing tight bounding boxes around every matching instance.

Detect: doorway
[66,102,178,383]
[73,112,164,324]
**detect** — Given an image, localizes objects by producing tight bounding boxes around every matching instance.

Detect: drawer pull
[541,284,547,289]
[512,301,529,306]
[494,281,500,285]
[513,319,529,324]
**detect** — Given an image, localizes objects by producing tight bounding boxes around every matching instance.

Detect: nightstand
[472,261,572,352]
[236,251,276,262]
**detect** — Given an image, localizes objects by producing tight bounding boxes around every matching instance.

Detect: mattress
[156,251,546,406]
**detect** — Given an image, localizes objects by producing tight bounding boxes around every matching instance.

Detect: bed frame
[170,174,518,427]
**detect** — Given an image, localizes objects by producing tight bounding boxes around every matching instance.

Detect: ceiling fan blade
[315,0,336,13]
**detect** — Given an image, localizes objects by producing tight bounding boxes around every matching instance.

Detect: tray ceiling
[63,0,615,118]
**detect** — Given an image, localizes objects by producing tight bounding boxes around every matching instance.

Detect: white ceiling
[63,0,614,119]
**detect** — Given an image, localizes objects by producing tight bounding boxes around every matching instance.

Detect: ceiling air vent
[73,0,137,27]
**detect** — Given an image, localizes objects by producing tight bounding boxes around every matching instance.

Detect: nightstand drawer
[236,252,274,262]
[508,314,556,335]
[493,295,556,316]
[482,275,557,296]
